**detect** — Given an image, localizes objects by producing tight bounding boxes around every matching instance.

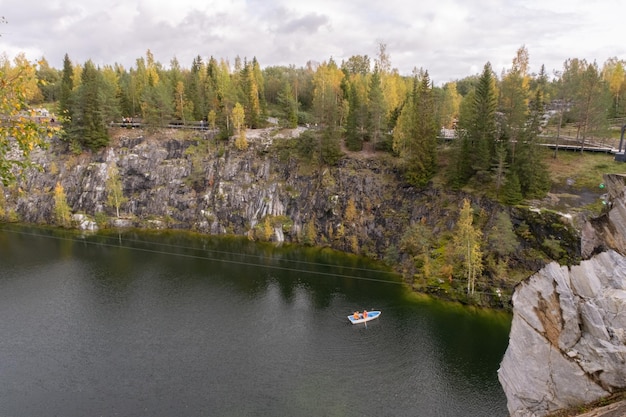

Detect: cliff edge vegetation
[1,124,621,310]
[3,47,626,309]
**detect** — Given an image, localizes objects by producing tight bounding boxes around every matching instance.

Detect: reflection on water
[0,225,511,417]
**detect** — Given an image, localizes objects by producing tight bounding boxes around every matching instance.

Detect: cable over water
[0,226,404,286]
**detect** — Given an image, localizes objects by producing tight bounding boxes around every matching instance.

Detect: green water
[0,225,511,416]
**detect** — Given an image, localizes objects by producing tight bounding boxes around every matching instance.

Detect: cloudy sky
[1,0,624,85]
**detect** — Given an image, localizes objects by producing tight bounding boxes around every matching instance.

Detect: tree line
[2,44,624,200]
[2,43,620,303]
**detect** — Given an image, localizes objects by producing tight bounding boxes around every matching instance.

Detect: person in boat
[353,311,360,320]
[363,310,368,319]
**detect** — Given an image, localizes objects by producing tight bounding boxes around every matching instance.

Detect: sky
[1,0,625,85]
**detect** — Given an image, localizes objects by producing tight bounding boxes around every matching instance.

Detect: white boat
[348,310,381,324]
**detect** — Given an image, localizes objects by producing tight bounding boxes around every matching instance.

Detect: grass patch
[543,149,626,190]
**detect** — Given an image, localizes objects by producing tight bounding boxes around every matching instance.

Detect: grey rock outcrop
[1,129,582,308]
[499,174,626,417]
[582,174,626,258]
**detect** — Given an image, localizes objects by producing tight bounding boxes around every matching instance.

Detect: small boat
[348,310,381,324]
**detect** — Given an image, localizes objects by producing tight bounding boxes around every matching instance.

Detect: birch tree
[0,55,55,185]
[312,59,344,127]
[53,182,72,227]
[438,81,461,129]
[106,164,127,218]
[232,102,247,150]
[453,199,483,295]
[602,57,626,118]
[174,80,193,124]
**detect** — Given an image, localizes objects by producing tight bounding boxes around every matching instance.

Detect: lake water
[0,225,511,416]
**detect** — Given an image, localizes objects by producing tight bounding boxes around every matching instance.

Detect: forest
[2,43,626,305]
[2,43,625,201]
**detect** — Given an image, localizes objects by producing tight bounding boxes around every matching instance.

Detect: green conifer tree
[501,172,523,205]
[512,89,550,198]
[58,54,74,133]
[367,66,387,148]
[393,72,437,186]
[71,60,109,150]
[454,63,498,184]
[277,81,298,128]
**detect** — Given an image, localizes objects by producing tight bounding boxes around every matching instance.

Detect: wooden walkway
[438,132,619,154]
[109,121,211,131]
[539,142,616,153]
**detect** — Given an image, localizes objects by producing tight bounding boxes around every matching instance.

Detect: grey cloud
[1,0,623,86]
[274,13,330,35]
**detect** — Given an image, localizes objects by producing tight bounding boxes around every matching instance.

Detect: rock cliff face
[7,130,455,257]
[581,174,626,258]
[499,174,626,417]
[1,129,581,306]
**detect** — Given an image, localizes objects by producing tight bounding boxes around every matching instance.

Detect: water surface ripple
[0,226,511,416]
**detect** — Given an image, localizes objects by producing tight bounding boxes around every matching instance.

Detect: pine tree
[99,65,122,124]
[344,80,363,151]
[447,90,475,187]
[277,81,298,128]
[58,54,74,132]
[487,211,518,259]
[187,55,206,121]
[241,60,261,128]
[141,79,173,128]
[206,56,223,129]
[393,72,437,186]
[470,63,498,177]
[454,63,498,185]
[512,89,550,198]
[116,68,135,119]
[501,171,523,205]
[312,59,344,164]
[72,60,109,150]
[251,57,267,124]
[367,66,387,147]
[320,127,342,165]
[413,72,438,183]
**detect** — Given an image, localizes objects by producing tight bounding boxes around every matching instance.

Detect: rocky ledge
[499,174,626,417]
